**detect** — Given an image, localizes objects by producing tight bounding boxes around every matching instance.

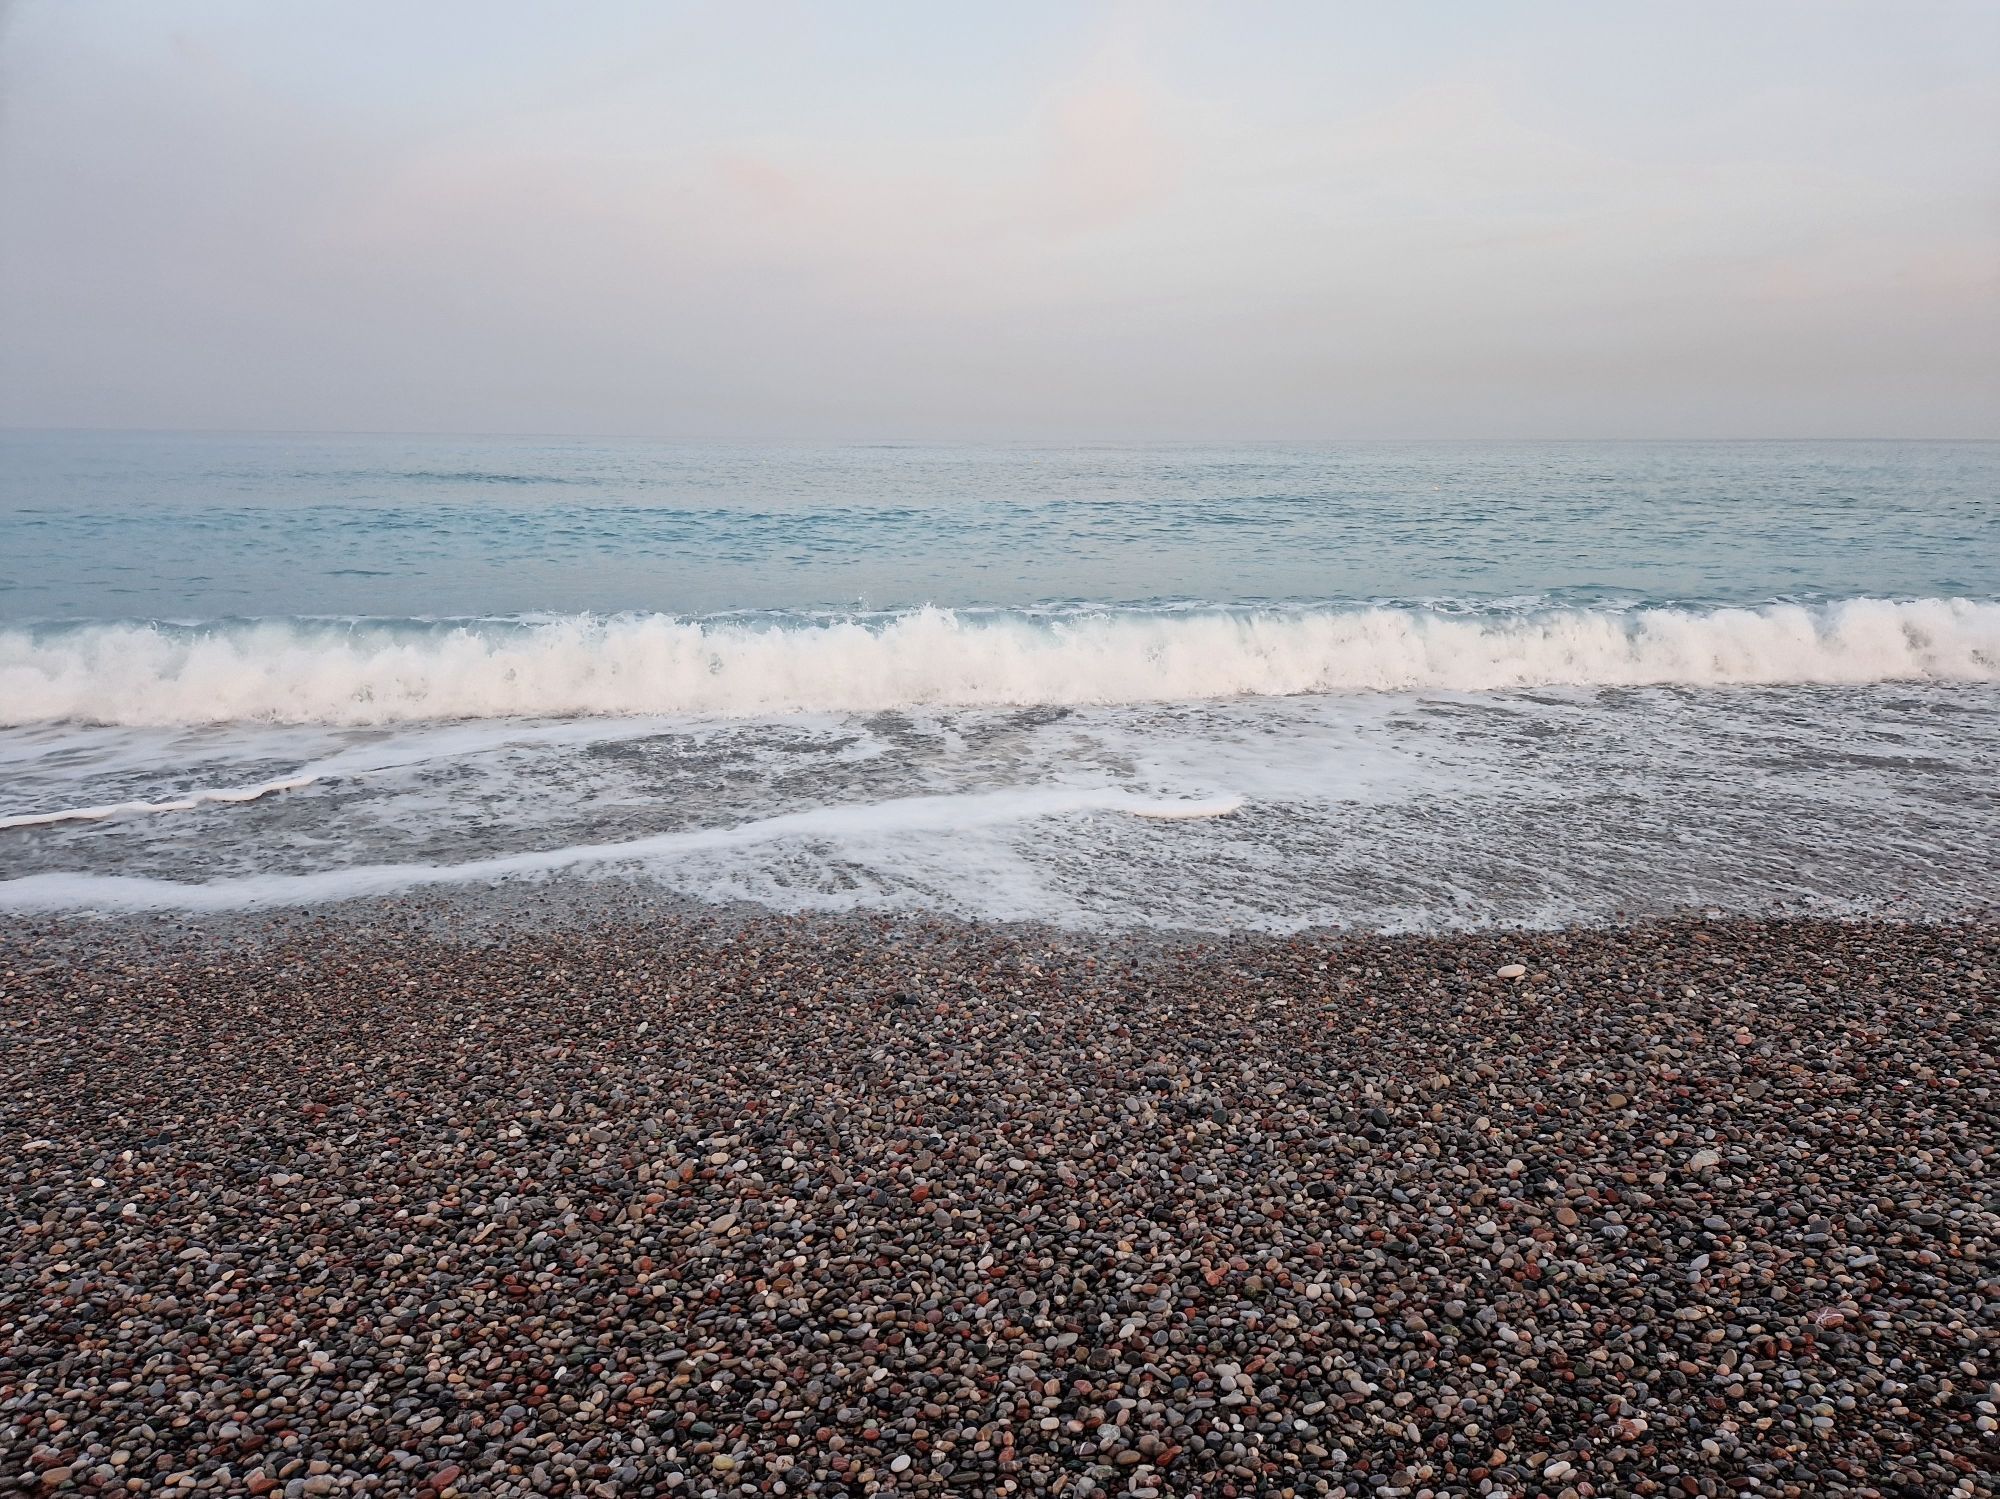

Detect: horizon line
[5,425,1997,446]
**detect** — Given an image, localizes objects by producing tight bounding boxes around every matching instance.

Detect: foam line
[0,775,319,830]
[1122,796,1244,819]
[0,786,1240,912]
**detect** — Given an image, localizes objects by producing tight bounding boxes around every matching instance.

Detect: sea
[2,431,1996,931]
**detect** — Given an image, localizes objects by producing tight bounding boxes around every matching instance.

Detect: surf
[2,597,1995,728]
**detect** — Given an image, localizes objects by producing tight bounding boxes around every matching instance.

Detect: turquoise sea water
[2,433,1996,930]
[3,433,1995,619]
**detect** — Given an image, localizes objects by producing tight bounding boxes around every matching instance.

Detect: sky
[1,1,1995,440]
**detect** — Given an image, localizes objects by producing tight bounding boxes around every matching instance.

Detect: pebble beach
[1,909,1993,1498]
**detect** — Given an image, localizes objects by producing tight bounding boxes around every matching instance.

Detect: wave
[318,468,599,486]
[2,599,1995,727]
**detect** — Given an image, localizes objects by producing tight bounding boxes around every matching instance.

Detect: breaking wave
[3,598,1996,727]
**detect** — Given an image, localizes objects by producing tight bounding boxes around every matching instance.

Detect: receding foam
[0,785,1241,912]
[1122,795,1244,819]
[0,774,319,830]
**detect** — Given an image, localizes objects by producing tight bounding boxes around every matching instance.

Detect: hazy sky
[2,1,1995,439]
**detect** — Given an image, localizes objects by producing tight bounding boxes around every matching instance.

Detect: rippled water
[4,433,1994,618]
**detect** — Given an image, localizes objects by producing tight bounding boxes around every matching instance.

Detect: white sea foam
[0,774,318,829]
[0,787,1244,912]
[2,599,1995,727]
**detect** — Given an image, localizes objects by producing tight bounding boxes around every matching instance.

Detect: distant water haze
[2,433,1993,622]
[1,2,1996,439]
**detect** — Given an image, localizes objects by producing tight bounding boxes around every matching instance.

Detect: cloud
[0,3,1993,437]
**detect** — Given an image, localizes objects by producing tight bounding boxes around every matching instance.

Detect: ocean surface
[3,432,1996,930]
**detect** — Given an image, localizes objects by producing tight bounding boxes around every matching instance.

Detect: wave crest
[2,599,1995,727]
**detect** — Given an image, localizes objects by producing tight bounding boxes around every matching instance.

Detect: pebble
[0,909,1990,1498]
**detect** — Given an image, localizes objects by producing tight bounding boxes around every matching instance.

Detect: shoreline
[2,908,1992,1496]
[5,870,1993,948]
